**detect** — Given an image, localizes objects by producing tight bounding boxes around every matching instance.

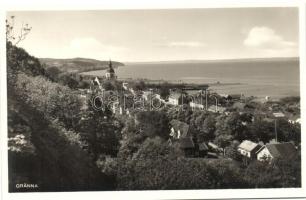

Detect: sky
[8,8,299,62]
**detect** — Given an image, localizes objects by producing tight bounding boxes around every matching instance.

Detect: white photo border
[0,0,305,200]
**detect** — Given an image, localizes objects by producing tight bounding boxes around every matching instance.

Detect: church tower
[105,60,116,79]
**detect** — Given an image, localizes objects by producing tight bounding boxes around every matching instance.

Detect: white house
[189,102,204,110]
[296,118,301,124]
[94,77,101,86]
[122,82,128,90]
[142,91,152,101]
[78,94,88,110]
[288,116,301,124]
[129,88,136,95]
[207,105,226,113]
[237,140,261,159]
[272,112,285,118]
[168,93,181,105]
[219,94,229,98]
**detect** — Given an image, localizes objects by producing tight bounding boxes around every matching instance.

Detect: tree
[6,15,32,45]
[76,102,121,159]
[242,157,301,188]
[135,111,170,139]
[243,160,278,188]
[45,66,61,82]
[215,112,251,142]
[117,153,245,190]
[133,80,146,91]
[249,119,275,143]
[276,119,301,144]
[214,134,233,151]
[133,137,184,160]
[199,115,216,142]
[8,93,110,192]
[159,83,170,100]
[15,73,83,129]
[57,73,79,89]
[225,140,241,161]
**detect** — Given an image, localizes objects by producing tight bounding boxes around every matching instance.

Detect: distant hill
[40,57,125,73]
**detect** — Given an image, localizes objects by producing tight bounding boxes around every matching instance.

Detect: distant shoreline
[80,58,299,99]
[124,57,299,65]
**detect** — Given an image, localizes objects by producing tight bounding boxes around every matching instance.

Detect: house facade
[189,102,204,110]
[237,140,261,159]
[168,93,181,105]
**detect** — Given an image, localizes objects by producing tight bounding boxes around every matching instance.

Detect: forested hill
[40,57,125,73]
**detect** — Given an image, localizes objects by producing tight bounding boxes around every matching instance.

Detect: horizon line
[39,56,299,63]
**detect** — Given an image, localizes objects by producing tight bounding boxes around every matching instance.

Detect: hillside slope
[40,57,125,73]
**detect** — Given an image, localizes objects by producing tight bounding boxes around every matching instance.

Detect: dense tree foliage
[7,41,118,191]
[117,137,246,190]
[243,155,301,188]
[135,111,170,139]
[76,99,122,160]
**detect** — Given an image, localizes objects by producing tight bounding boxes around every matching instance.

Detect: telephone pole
[275,119,278,143]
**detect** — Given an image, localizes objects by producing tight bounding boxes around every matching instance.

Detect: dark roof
[265,142,296,159]
[199,142,209,151]
[170,119,190,138]
[179,137,195,149]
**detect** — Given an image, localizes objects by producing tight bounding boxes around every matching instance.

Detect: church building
[105,60,117,79]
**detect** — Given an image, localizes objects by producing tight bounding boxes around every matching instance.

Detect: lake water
[81,59,300,99]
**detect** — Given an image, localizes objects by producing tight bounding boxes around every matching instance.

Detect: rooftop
[238,140,260,152]
[179,137,195,149]
[273,112,285,118]
[169,93,182,99]
[265,142,296,159]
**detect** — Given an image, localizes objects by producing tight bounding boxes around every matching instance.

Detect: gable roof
[265,142,296,159]
[170,119,190,138]
[238,140,260,152]
[199,142,209,151]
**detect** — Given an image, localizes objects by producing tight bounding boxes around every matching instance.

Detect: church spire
[109,59,113,69]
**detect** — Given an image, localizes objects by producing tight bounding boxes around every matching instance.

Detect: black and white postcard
[1,0,306,200]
